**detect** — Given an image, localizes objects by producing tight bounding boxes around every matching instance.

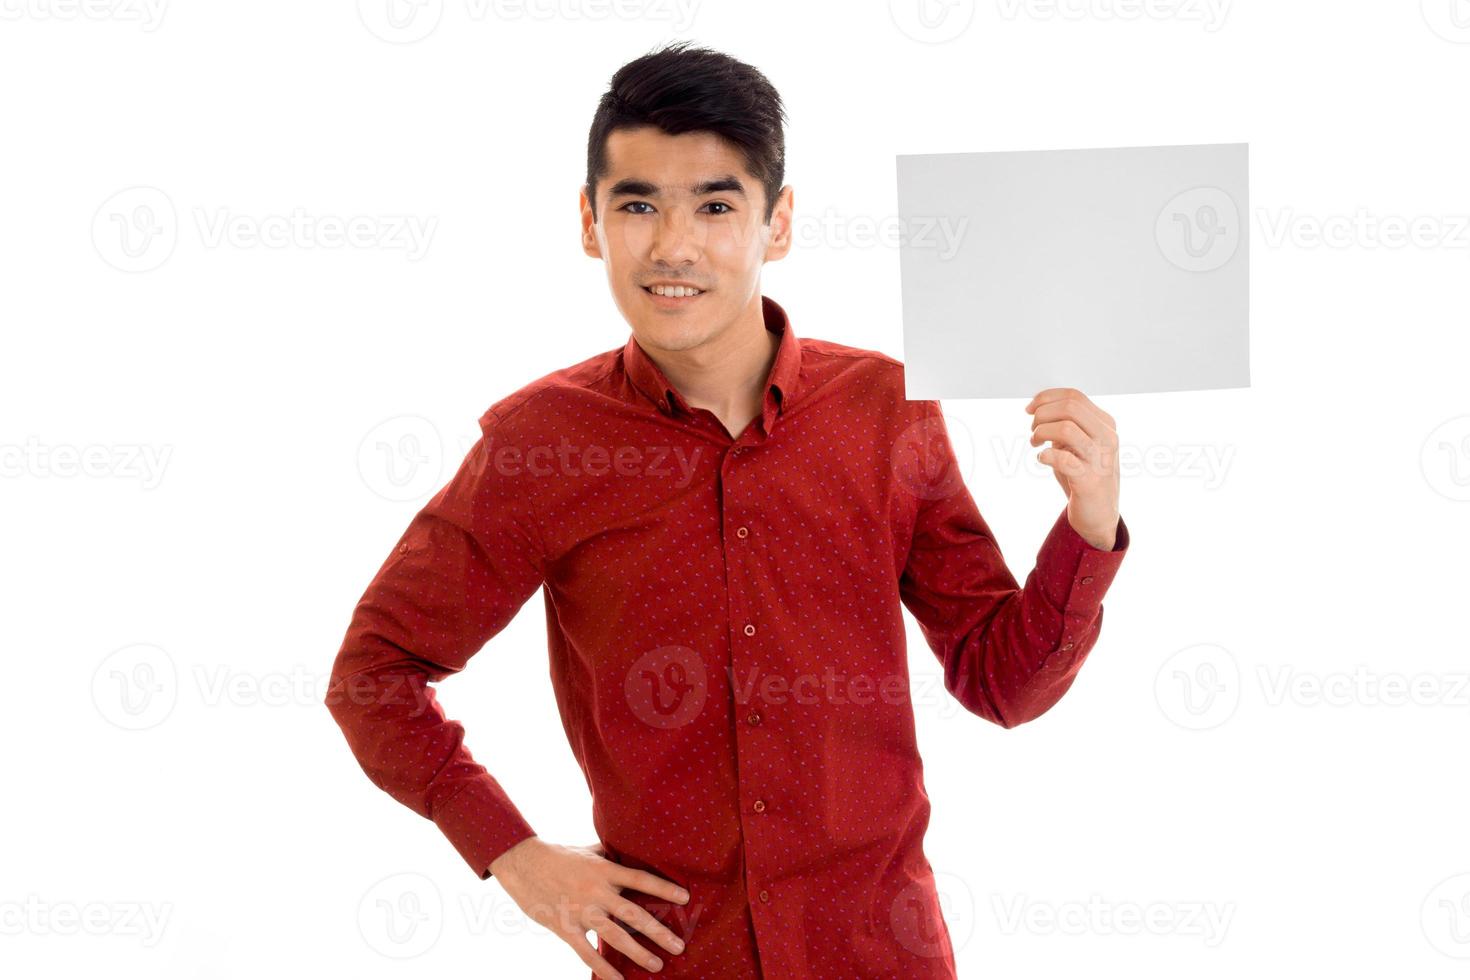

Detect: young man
[325,41,1129,980]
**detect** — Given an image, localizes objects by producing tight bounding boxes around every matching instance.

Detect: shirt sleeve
[324,416,547,879]
[897,404,1130,729]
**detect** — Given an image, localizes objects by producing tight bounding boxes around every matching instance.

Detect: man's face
[581,125,792,353]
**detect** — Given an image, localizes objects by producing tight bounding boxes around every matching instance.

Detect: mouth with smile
[642,281,707,308]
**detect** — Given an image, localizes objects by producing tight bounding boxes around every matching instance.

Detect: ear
[580,185,602,259]
[762,185,795,263]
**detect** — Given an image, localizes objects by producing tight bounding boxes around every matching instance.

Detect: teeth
[649,284,701,297]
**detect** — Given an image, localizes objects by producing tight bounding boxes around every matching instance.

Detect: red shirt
[325,294,1129,978]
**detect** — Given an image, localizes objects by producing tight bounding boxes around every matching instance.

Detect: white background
[3,1,1469,976]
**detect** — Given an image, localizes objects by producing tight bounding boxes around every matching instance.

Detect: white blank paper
[895,142,1250,399]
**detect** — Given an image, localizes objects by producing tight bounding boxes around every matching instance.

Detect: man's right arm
[324,422,548,879]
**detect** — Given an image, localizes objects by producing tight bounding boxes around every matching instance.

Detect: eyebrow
[607,175,748,199]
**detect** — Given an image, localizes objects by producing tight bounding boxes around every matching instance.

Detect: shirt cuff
[431,777,538,880]
[1034,507,1130,621]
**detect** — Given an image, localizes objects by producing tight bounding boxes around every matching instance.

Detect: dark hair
[585,41,788,225]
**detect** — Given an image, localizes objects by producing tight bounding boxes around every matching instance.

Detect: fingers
[525,850,691,978]
[568,931,624,980]
[1026,386,1113,420]
[1030,399,1114,440]
[589,912,665,974]
[1038,445,1088,478]
[1026,388,1116,440]
[1030,419,1100,468]
[611,897,688,957]
[608,865,692,906]
[1027,389,1119,476]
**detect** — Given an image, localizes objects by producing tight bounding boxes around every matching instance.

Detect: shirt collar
[622,294,802,436]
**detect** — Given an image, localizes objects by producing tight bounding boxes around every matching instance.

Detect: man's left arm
[897,388,1130,728]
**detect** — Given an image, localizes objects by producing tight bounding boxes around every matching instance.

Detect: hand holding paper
[1025,387,1120,551]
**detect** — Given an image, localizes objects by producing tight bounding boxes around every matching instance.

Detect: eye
[617,201,733,216]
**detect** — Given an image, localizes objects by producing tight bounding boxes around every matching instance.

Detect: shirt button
[1081,575,1094,585]
[747,711,761,725]
[736,526,749,538]
[753,799,766,813]
[744,624,756,636]
[758,889,770,903]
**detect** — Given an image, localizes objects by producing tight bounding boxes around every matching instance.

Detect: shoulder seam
[484,357,622,429]
[800,343,904,369]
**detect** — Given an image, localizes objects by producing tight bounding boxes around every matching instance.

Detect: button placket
[720,432,775,920]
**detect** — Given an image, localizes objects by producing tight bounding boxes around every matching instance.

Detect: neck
[649,293,778,426]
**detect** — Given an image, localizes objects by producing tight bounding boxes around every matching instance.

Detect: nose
[648,207,704,267]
